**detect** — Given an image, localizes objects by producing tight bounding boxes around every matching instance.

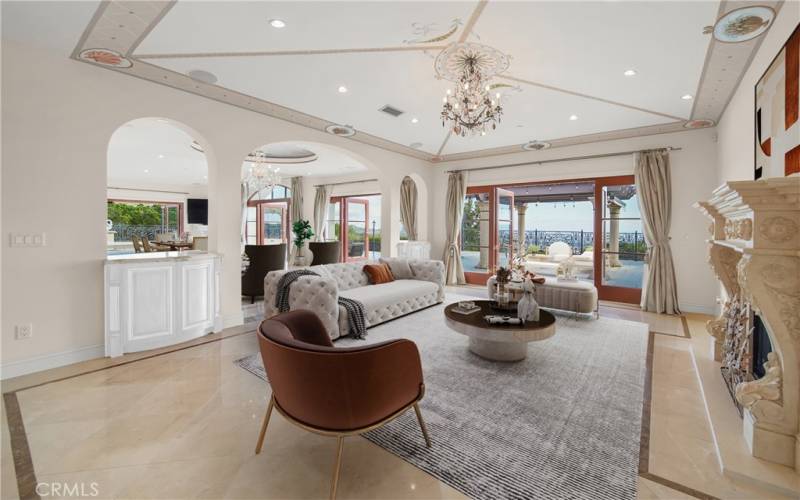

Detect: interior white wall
[716,3,799,183]
[430,128,720,313]
[0,40,431,375]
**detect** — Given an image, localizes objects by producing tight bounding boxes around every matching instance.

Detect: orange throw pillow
[364,263,395,284]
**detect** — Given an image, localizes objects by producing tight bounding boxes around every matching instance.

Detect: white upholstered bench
[486,276,598,318]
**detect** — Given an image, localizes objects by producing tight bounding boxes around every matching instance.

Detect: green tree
[107,203,163,225]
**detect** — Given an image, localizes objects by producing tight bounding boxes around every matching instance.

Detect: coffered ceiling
[2,0,784,162]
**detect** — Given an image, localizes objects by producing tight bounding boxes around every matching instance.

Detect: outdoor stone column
[477,200,490,269]
[608,200,623,267]
[516,203,527,255]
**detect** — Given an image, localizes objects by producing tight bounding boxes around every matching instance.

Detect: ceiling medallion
[325,124,356,137]
[436,42,511,137]
[684,119,716,129]
[706,6,775,43]
[522,140,551,151]
[78,48,132,68]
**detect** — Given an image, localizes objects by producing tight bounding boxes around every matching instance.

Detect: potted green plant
[291,219,314,266]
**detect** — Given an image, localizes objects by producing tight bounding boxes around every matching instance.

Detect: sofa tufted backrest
[320,262,371,291]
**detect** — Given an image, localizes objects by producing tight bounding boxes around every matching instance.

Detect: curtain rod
[313,178,379,188]
[444,147,682,174]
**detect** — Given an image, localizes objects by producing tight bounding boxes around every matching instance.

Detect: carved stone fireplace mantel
[696,176,800,472]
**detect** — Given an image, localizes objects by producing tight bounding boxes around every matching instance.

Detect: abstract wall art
[755,24,799,179]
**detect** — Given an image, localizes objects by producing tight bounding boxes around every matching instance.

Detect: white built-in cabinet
[105,251,223,357]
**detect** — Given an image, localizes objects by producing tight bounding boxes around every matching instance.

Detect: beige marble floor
[1,299,794,499]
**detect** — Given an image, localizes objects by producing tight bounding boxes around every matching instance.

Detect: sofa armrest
[409,260,446,301]
[264,271,341,338]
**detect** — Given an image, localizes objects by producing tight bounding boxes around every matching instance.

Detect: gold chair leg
[330,436,344,500]
[413,403,431,448]
[255,396,274,454]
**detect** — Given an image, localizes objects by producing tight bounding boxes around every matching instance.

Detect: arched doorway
[106,117,210,254]
[239,141,379,265]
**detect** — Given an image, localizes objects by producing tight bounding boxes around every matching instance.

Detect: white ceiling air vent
[522,140,551,151]
[187,69,218,84]
[379,105,405,117]
[325,124,356,137]
[409,142,424,149]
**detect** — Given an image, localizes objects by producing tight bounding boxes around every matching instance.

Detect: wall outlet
[15,324,33,340]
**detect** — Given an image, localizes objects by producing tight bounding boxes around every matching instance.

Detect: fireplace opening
[751,314,772,379]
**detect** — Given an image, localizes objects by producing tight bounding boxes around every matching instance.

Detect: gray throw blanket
[275,270,368,339]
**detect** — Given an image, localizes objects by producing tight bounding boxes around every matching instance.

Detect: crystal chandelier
[244,151,281,193]
[436,43,510,137]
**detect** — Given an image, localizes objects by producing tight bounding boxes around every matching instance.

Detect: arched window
[245,184,292,245]
[249,184,291,202]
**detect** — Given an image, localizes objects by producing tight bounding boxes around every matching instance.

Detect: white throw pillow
[379,257,414,279]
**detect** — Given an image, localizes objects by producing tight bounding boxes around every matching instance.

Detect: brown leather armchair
[255,310,431,499]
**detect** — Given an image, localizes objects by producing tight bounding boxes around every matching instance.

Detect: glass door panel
[345,199,368,261]
[326,200,341,242]
[595,177,643,304]
[261,202,286,245]
[162,204,180,236]
[246,206,257,245]
[495,188,514,270]
[462,191,492,285]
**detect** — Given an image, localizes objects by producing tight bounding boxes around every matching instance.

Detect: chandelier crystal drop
[244,151,281,193]
[435,43,510,137]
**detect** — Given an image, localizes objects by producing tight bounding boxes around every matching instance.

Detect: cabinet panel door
[181,261,213,334]
[125,266,174,350]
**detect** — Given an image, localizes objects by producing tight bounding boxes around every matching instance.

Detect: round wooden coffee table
[444,300,556,361]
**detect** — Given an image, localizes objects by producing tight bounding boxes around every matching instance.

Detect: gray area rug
[236,295,649,499]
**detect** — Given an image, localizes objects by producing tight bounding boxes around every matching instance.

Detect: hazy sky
[522,197,642,233]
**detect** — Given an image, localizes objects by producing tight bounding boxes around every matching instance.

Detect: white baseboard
[679,302,716,315]
[1,343,105,380]
[223,311,245,329]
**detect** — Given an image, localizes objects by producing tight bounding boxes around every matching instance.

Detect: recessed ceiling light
[144,169,150,173]
[411,117,419,124]
[157,154,165,159]
[681,94,693,100]
[269,19,286,28]
[623,69,637,77]
[338,86,348,93]
[569,115,578,121]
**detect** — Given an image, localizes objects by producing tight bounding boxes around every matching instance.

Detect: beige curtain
[442,171,467,285]
[240,181,250,251]
[287,177,304,262]
[400,176,418,240]
[290,177,304,224]
[635,149,680,314]
[313,184,332,242]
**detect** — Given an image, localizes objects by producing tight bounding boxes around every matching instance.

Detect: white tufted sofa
[264,260,445,340]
